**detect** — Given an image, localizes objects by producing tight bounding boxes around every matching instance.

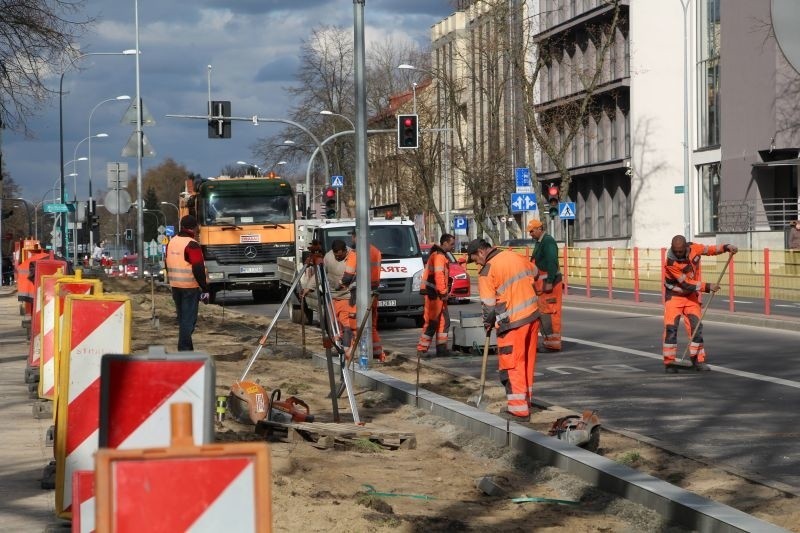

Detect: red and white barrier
[71,470,95,533]
[38,273,65,400]
[95,404,272,532]
[54,295,131,519]
[99,348,215,449]
[40,275,101,401]
[27,259,66,373]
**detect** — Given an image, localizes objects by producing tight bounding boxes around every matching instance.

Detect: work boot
[498,409,531,423]
[435,344,455,358]
[692,359,711,371]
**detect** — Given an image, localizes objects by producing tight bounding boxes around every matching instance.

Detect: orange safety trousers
[497,320,540,417]
[535,278,563,351]
[662,297,706,364]
[332,299,352,349]
[416,297,449,353]
[348,301,382,359]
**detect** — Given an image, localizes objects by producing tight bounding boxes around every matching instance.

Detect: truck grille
[378,278,408,295]
[203,244,294,264]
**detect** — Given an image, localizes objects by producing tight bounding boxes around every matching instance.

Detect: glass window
[596,116,605,163]
[697,0,721,147]
[595,180,606,238]
[610,111,618,159]
[699,162,721,233]
[583,119,591,164]
[624,111,630,158]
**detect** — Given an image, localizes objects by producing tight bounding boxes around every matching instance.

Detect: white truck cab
[279,217,425,326]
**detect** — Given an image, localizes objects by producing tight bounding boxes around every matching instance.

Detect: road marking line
[563,336,800,390]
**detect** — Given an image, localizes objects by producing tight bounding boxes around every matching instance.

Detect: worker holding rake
[662,235,737,372]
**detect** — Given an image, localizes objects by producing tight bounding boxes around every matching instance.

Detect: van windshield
[320,226,420,259]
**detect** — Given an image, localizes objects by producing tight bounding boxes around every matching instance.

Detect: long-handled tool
[676,253,734,365]
[468,330,492,407]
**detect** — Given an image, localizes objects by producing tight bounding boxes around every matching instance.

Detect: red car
[420,244,471,303]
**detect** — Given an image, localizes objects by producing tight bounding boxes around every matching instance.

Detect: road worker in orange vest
[339,230,385,362]
[165,215,209,351]
[527,218,563,351]
[467,238,540,422]
[416,233,456,357]
[663,235,737,372]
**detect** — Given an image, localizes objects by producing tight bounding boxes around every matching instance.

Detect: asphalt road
[221,289,800,493]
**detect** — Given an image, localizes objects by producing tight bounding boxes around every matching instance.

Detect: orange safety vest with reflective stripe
[16,251,49,303]
[664,242,729,302]
[341,244,382,291]
[421,246,449,298]
[166,236,200,289]
[478,248,539,334]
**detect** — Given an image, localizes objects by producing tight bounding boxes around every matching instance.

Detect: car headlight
[412,269,422,292]
[208,272,224,281]
[454,273,468,280]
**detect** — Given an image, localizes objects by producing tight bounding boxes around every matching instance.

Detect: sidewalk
[0,286,61,531]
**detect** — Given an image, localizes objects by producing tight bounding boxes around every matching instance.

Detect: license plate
[240,265,263,274]
[378,299,396,308]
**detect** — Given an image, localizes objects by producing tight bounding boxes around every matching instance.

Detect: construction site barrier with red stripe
[37,272,67,400]
[54,294,131,519]
[26,259,66,381]
[72,470,95,533]
[95,403,272,533]
[40,274,102,401]
[99,347,215,449]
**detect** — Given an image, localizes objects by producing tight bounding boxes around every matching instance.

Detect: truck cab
[280,217,425,325]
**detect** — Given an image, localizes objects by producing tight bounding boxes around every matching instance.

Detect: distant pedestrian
[662,235,737,372]
[467,238,540,422]
[527,219,563,351]
[788,220,800,275]
[789,220,800,250]
[165,215,209,351]
[416,233,456,357]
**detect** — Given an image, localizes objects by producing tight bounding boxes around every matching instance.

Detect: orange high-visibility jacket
[421,246,449,298]
[478,248,539,334]
[16,251,49,303]
[664,242,730,302]
[166,236,200,289]
[341,244,381,291]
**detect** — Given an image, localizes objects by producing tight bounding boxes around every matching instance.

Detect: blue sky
[4,0,454,205]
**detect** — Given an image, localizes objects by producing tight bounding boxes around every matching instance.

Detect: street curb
[310,353,790,533]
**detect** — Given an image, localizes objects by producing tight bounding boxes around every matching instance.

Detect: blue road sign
[511,193,537,213]
[165,225,175,237]
[559,202,576,220]
[331,175,344,189]
[515,168,531,192]
[453,216,468,230]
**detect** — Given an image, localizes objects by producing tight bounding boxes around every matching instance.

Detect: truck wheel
[414,316,424,327]
[252,290,271,303]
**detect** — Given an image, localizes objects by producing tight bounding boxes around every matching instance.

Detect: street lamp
[320,110,355,131]
[236,160,264,176]
[160,201,180,230]
[397,64,419,114]
[679,0,692,238]
[71,133,108,264]
[58,49,136,256]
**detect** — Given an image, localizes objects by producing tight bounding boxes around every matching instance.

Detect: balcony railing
[718,198,799,232]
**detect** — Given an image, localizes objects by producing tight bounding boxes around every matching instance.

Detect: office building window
[583,119,591,164]
[596,116,605,163]
[610,112,618,159]
[699,162,721,233]
[697,0,720,147]
[623,111,630,157]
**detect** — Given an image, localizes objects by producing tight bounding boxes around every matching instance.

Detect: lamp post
[680,0,691,238]
[270,161,287,173]
[89,95,130,263]
[320,110,355,131]
[160,201,180,230]
[236,160,264,176]
[58,49,136,256]
[397,64,419,114]
[72,133,108,265]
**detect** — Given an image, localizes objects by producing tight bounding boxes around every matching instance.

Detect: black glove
[200,292,210,304]
[483,310,496,333]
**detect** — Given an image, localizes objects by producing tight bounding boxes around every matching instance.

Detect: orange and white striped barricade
[54,294,131,519]
[99,347,215,450]
[38,271,68,400]
[72,470,95,533]
[25,259,67,385]
[40,272,102,401]
[95,403,272,533]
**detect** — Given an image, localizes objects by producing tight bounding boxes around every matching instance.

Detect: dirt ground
[110,276,798,532]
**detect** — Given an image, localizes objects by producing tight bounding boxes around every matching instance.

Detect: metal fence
[718,198,799,232]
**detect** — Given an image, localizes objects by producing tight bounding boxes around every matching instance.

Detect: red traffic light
[547,185,559,198]
[403,118,413,127]
[324,188,336,199]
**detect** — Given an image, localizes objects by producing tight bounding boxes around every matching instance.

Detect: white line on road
[564,336,800,390]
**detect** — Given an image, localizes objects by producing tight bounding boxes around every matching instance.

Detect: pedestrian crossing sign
[331,175,344,188]
[559,202,576,220]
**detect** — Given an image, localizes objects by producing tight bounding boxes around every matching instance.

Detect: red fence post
[562,245,569,296]
[607,247,613,299]
[763,248,770,316]
[633,247,640,303]
[586,247,591,298]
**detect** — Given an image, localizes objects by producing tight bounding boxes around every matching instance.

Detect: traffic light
[208,100,232,139]
[125,229,133,241]
[547,183,559,219]
[323,187,337,218]
[397,114,418,149]
[90,214,100,229]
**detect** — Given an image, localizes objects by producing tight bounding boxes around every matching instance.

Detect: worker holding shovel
[467,239,540,422]
[663,235,738,372]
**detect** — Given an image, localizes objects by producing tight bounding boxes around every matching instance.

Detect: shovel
[676,252,734,365]
[468,330,491,408]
